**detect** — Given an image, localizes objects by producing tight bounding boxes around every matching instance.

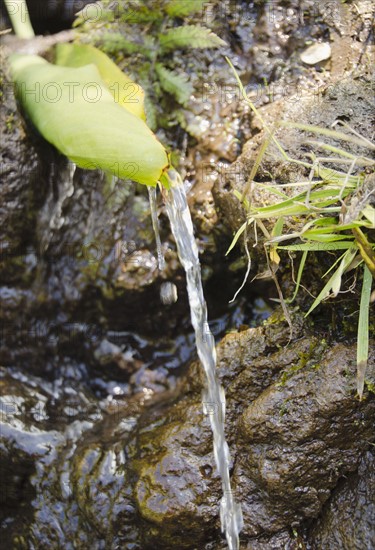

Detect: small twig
[2,29,76,55]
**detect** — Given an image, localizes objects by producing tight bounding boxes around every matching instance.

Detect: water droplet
[160,282,178,305]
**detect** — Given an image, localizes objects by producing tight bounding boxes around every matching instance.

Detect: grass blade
[226,218,253,255]
[288,250,308,303]
[279,242,353,251]
[280,121,375,151]
[357,265,372,399]
[305,248,357,315]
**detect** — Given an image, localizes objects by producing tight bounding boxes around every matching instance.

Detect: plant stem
[352,227,375,279]
[4,0,35,39]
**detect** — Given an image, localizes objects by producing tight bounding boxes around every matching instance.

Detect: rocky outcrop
[306,449,375,550]
[2,313,373,548]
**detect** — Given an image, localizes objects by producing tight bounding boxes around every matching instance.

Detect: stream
[164,170,243,549]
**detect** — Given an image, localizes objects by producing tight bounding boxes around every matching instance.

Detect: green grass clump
[226,59,374,399]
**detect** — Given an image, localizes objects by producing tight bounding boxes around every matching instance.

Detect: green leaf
[361,205,375,226]
[357,264,372,399]
[155,64,193,105]
[165,0,206,17]
[10,53,169,187]
[98,32,142,56]
[280,121,375,151]
[301,232,353,243]
[305,248,357,315]
[119,3,163,24]
[279,242,354,252]
[159,25,227,52]
[251,187,351,219]
[55,43,146,120]
[226,218,254,255]
[272,217,284,238]
[287,250,308,303]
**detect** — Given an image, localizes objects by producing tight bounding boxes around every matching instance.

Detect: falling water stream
[160,169,243,549]
[40,161,76,252]
[148,186,165,272]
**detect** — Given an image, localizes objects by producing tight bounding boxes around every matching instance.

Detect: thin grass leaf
[272,218,284,238]
[361,205,375,226]
[254,183,289,198]
[233,189,250,209]
[301,233,352,243]
[240,128,276,202]
[227,58,315,174]
[357,264,372,399]
[280,121,375,151]
[308,217,337,227]
[306,248,357,315]
[279,242,354,251]
[313,165,360,186]
[336,221,373,231]
[333,120,375,150]
[229,228,252,303]
[251,187,351,219]
[302,221,372,237]
[322,250,353,279]
[288,250,308,303]
[226,218,254,255]
[303,140,360,159]
[159,25,227,52]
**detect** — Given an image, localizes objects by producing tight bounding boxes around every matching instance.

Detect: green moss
[278,340,327,387]
[364,380,375,395]
[5,113,15,131]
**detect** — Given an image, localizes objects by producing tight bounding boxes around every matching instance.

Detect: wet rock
[0,48,47,285]
[236,340,375,537]
[1,308,374,549]
[306,449,375,549]
[0,56,192,377]
[27,313,372,549]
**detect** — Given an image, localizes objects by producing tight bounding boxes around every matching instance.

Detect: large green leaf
[55,43,146,120]
[10,54,169,186]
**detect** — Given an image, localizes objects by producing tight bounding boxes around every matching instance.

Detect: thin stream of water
[164,169,243,550]
[40,161,76,252]
[148,186,165,272]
